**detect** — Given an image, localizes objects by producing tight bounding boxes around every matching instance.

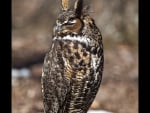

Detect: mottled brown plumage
[41,0,104,113]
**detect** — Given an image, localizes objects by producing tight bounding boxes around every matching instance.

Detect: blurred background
[12,0,138,113]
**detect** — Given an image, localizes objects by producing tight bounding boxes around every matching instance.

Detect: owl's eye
[68,18,76,25]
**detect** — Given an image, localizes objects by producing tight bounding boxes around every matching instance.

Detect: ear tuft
[61,0,69,11]
[74,0,83,17]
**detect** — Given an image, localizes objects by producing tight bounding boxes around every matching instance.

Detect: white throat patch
[53,35,90,45]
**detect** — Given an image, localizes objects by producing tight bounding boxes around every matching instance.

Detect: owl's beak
[55,23,62,33]
[55,26,61,32]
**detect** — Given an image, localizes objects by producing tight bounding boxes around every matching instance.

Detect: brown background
[12,0,138,113]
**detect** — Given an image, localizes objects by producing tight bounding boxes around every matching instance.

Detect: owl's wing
[41,48,71,113]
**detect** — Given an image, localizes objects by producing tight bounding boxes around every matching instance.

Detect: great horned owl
[41,0,104,113]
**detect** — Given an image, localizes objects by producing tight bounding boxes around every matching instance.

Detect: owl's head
[54,0,84,36]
